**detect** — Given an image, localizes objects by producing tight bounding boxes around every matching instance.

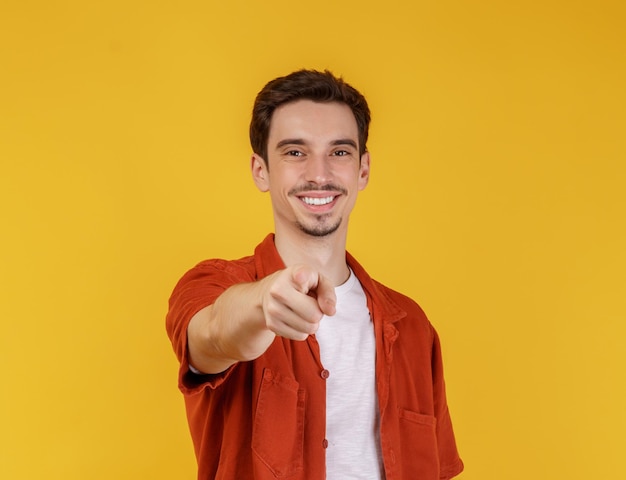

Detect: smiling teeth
[302,196,334,206]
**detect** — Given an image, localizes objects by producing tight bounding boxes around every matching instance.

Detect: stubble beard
[296,215,342,237]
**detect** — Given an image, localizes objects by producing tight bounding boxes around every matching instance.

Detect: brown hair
[250,69,371,163]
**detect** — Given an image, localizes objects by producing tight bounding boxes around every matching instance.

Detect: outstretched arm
[187,265,336,374]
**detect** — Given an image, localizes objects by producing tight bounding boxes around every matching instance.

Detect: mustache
[288,183,348,196]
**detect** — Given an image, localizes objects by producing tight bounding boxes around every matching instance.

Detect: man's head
[250,69,371,164]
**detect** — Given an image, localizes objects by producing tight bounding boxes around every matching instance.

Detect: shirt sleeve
[165,259,254,395]
[431,329,464,479]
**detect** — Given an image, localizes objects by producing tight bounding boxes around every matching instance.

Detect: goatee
[296,216,342,237]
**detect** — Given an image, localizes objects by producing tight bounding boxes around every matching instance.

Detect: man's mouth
[301,196,336,206]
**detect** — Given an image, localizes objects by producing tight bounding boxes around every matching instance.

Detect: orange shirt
[166,234,464,479]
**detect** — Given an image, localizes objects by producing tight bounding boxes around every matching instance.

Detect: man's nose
[304,154,332,184]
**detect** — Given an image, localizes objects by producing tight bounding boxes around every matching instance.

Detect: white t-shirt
[315,269,384,479]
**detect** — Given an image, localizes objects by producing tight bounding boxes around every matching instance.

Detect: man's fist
[261,265,337,341]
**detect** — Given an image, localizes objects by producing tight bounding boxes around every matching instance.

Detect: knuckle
[267,283,286,301]
[263,302,281,318]
[305,309,323,324]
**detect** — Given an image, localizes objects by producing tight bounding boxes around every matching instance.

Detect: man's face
[252,99,370,239]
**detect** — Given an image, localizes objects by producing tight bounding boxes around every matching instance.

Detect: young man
[166,70,463,480]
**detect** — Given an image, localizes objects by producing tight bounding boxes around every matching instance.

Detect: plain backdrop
[1,1,625,478]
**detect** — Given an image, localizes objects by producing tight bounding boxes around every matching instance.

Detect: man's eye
[287,150,304,157]
[333,150,349,156]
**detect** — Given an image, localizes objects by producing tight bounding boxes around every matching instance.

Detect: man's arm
[187,264,337,374]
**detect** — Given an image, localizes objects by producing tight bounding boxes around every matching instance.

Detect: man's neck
[274,228,350,286]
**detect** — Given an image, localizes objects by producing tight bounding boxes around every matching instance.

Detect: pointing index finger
[314,273,336,317]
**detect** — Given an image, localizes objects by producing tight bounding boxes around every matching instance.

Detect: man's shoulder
[347,253,429,320]
[187,253,257,281]
[193,253,256,271]
[370,278,428,316]
[174,234,282,292]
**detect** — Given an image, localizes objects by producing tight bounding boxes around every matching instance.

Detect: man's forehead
[268,100,358,142]
[272,99,354,116]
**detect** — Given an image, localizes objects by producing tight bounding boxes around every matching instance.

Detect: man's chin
[296,219,342,237]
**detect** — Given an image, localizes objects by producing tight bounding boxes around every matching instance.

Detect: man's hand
[187,265,337,374]
[261,265,337,341]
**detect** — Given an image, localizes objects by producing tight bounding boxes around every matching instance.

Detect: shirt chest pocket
[252,369,306,478]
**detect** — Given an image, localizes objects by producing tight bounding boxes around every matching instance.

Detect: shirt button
[322,439,329,449]
[320,369,330,379]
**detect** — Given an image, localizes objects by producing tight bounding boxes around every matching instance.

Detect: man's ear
[251,153,270,192]
[358,151,371,191]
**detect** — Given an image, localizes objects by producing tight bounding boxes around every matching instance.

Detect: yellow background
[1,0,624,478]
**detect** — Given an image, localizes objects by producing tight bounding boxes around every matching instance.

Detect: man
[166,69,463,479]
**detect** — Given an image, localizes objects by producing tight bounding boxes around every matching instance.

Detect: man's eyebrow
[275,138,306,149]
[330,139,358,149]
